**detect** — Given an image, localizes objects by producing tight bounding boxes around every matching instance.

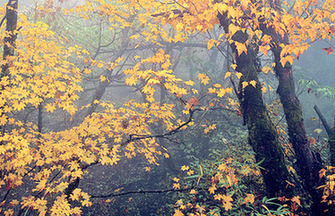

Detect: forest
[1,0,335,215]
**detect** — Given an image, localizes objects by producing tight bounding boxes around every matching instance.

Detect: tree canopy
[1,0,335,215]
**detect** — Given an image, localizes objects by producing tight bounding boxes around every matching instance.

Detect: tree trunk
[218,14,291,197]
[0,0,18,136]
[272,43,325,216]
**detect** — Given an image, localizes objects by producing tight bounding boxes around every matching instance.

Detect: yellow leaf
[187,170,194,175]
[242,81,248,88]
[208,184,217,194]
[45,103,56,113]
[217,88,226,97]
[207,39,216,50]
[262,66,272,74]
[173,183,181,189]
[280,55,294,67]
[235,42,247,56]
[250,80,257,88]
[175,22,183,32]
[261,87,267,93]
[231,64,237,70]
[235,72,243,79]
[259,45,270,58]
[100,75,107,82]
[224,72,231,79]
[208,88,217,94]
[229,24,239,36]
[197,73,210,85]
[173,209,184,216]
[173,177,180,182]
[181,165,189,171]
[184,80,194,86]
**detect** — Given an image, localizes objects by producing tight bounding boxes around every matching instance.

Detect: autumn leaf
[188,96,199,107]
[244,194,255,204]
[242,81,248,88]
[250,80,257,88]
[197,73,210,85]
[235,72,243,79]
[208,184,216,194]
[173,183,181,189]
[173,209,184,216]
[207,39,216,50]
[322,46,333,55]
[291,196,301,206]
[181,165,189,171]
[224,72,231,79]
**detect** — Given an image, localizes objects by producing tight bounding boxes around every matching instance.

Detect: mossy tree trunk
[235,44,290,198]
[271,42,325,216]
[218,14,291,198]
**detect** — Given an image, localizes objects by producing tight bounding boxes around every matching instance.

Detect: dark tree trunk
[218,14,291,198]
[235,45,290,198]
[0,0,18,136]
[271,41,325,216]
[261,0,325,213]
[2,0,18,74]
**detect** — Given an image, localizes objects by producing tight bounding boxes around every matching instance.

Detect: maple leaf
[261,87,267,93]
[244,194,255,204]
[173,183,181,189]
[208,88,216,94]
[173,209,184,216]
[181,165,189,171]
[224,72,231,79]
[235,42,247,56]
[207,39,216,50]
[242,81,248,88]
[217,88,226,97]
[188,96,199,107]
[222,194,233,211]
[235,72,243,79]
[197,73,210,85]
[70,188,82,201]
[184,80,194,86]
[291,196,301,206]
[250,80,257,88]
[208,184,216,194]
[322,46,333,55]
[187,170,194,175]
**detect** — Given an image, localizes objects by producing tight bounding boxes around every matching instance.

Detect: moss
[233,42,290,198]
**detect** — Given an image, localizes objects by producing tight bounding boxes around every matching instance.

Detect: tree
[1,0,335,215]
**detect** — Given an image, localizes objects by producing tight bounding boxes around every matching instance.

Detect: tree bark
[0,0,18,136]
[218,14,291,198]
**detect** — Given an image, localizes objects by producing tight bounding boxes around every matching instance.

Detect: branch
[314,105,331,134]
[123,108,201,146]
[90,186,205,198]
